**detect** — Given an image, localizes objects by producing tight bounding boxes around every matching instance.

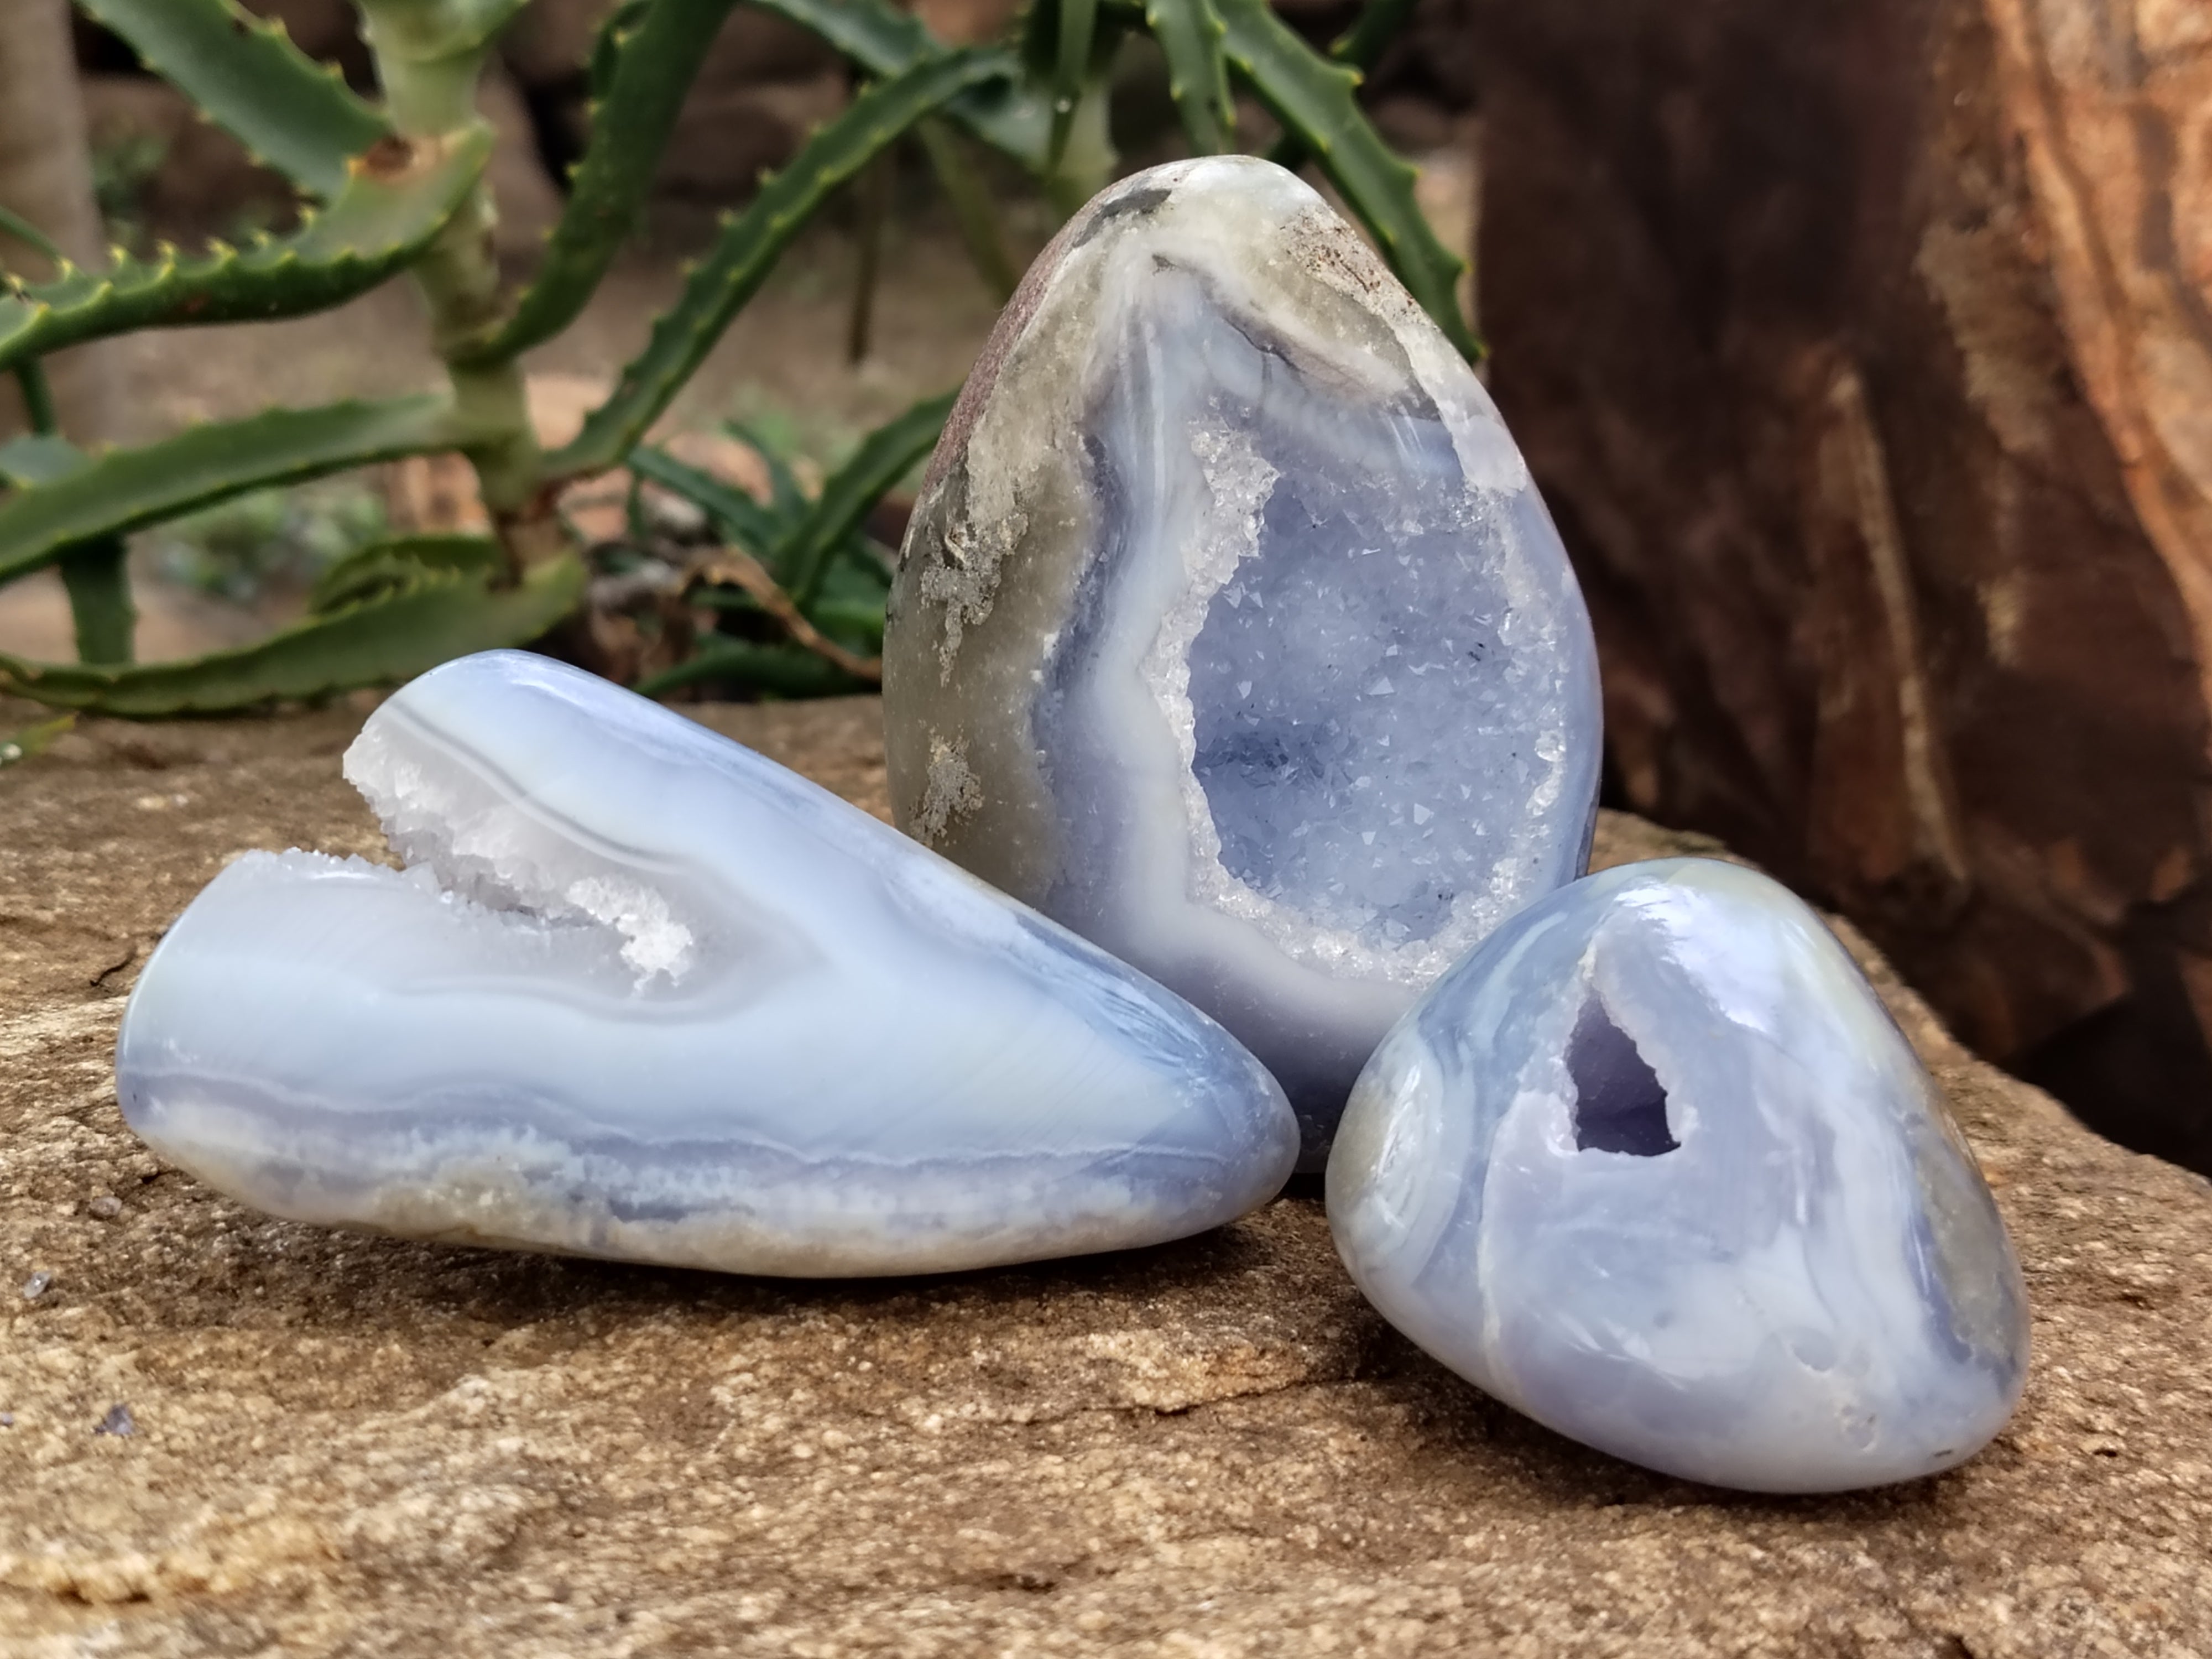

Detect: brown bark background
[1459,0,2212,1170]
[0,0,114,440]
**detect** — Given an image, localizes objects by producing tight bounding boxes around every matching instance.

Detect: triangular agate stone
[116,651,1298,1276]
[1329,858,2030,1493]
[884,157,1601,1167]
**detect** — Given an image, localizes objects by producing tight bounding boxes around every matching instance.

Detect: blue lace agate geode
[883,156,1601,1168]
[116,651,1298,1276]
[1328,858,2029,1493]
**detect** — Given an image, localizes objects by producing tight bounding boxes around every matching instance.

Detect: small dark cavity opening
[1567,998,1678,1156]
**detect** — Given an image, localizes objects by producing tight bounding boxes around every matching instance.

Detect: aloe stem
[1265,0,1416,173]
[7,249,129,665]
[58,540,135,664]
[14,367,139,666]
[1046,76,1117,215]
[847,148,894,364]
[357,0,549,574]
[14,362,56,434]
[916,119,1017,302]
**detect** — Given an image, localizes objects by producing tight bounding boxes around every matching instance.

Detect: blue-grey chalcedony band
[116,651,1298,1277]
[884,156,1601,1168]
[1330,858,2030,1493]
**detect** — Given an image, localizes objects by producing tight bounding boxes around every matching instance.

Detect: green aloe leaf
[695,586,885,645]
[1145,0,1233,155]
[455,0,739,364]
[635,636,865,698]
[914,119,1019,301]
[0,552,584,716]
[355,0,534,62]
[11,361,56,435]
[0,127,491,376]
[1266,0,1415,173]
[552,53,1006,477]
[1323,0,1417,76]
[589,0,655,94]
[728,427,811,526]
[76,0,389,200]
[1213,0,1478,359]
[0,435,133,663]
[780,389,953,607]
[0,212,68,437]
[628,446,786,554]
[57,540,134,665]
[743,0,1050,167]
[0,395,463,587]
[0,206,62,264]
[307,533,507,614]
[0,433,88,488]
[453,0,539,46]
[1044,0,1101,170]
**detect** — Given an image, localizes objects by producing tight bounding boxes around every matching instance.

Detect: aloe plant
[0,0,1452,714]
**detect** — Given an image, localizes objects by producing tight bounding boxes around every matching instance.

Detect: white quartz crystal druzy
[1328,858,2030,1493]
[116,651,1298,1277]
[883,156,1601,1168]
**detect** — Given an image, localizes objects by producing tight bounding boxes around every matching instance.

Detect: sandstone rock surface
[3,696,2209,1655]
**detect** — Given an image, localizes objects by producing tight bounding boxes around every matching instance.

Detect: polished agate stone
[883,156,1601,1167]
[115,651,1298,1277]
[1328,858,2030,1493]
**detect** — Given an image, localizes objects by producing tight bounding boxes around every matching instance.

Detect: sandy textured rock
[3,695,2210,1656]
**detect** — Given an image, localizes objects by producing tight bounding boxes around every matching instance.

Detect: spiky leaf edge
[0,552,583,716]
[780,389,953,606]
[551,52,1007,478]
[1145,0,1234,156]
[76,0,388,200]
[742,0,1050,167]
[0,127,492,375]
[1213,0,1479,359]
[0,395,467,587]
[454,0,739,364]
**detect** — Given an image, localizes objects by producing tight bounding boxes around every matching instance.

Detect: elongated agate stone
[115,651,1298,1277]
[1329,858,2030,1493]
[883,156,1601,1167]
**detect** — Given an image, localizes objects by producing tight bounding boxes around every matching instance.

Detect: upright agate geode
[1329,859,2030,1492]
[884,158,1601,1164]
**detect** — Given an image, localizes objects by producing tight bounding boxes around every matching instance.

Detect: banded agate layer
[116,651,1298,1276]
[1329,858,2030,1492]
[884,157,1601,1166]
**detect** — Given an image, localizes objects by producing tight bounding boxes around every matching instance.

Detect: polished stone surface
[884,157,1601,1168]
[114,651,1298,1277]
[1329,858,2030,1492]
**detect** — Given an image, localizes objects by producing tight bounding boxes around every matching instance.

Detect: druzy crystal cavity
[1328,859,2029,1492]
[883,157,1601,1166]
[116,651,1298,1276]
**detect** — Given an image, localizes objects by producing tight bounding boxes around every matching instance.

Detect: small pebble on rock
[22,1270,51,1300]
[87,1194,123,1220]
[93,1404,135,1437]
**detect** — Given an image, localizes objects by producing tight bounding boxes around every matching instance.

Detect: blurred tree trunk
[0,0,115,440]
[1459,0,2212,1171]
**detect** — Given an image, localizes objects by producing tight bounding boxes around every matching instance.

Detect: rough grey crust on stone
[885,156,1602,1166]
